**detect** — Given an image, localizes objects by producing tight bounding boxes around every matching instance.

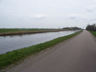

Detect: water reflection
[0,31,76,54]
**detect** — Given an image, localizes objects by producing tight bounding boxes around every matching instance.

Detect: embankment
[0,29,68,36]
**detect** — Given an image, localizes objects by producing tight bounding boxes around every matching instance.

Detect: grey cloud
[0,0,96,28]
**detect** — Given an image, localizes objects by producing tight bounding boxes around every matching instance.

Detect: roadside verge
[90,31,96,37]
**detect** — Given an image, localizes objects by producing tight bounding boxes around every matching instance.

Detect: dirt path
[5,30,96,72]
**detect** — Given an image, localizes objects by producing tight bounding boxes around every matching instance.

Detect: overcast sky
[0,0,96,28]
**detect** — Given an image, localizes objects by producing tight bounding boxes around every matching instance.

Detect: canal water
[0,31,77,54]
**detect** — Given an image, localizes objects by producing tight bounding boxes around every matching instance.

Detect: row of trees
[63,27,81,30]
[86,24,96,31]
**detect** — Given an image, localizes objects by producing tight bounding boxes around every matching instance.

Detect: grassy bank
[0,31,82,69]
[90,31,96,37]
[0,28,59,33]
[0,28,65,36]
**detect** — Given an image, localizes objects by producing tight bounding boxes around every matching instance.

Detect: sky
[0,0,96,29]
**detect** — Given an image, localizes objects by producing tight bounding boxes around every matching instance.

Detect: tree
[86,24,96,31]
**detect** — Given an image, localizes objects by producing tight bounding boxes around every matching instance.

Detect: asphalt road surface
[5,30,96,72]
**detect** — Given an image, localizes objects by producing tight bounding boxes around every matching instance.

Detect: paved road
[6,30,96,72]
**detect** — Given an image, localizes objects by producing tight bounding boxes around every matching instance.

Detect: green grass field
[0,28,64,36]
[90,31,96,37]
[0,31,82,69]
[0,28,57,33]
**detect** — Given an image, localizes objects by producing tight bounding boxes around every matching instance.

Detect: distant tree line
[63,27,81,30]
[86,24,96,31]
